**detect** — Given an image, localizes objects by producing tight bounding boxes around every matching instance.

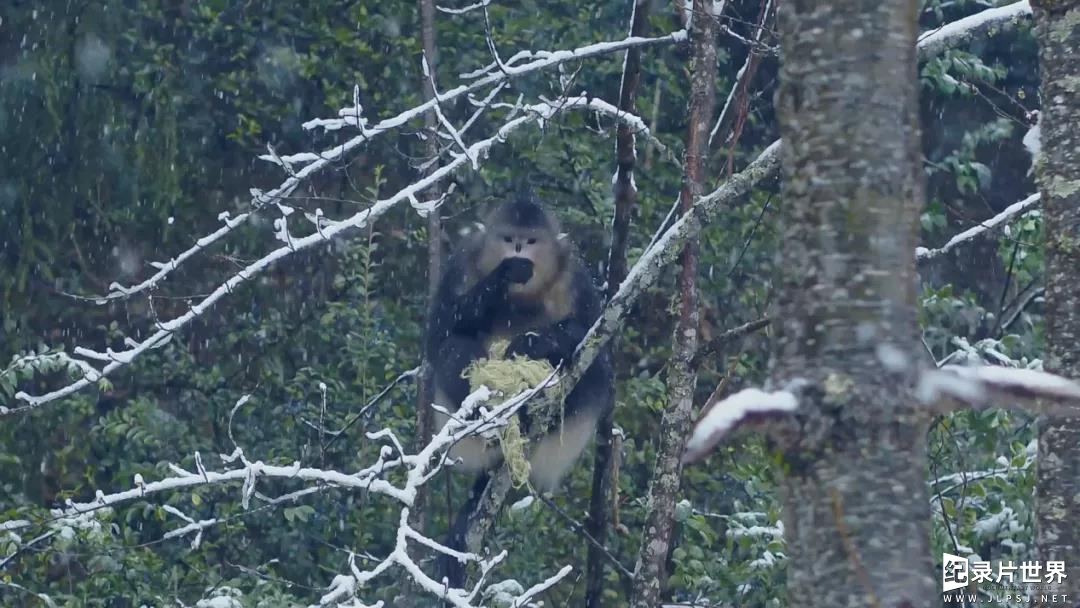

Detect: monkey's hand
[506,331,564,364]
[495,257,534,284]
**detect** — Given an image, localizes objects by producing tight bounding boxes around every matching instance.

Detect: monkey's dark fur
[424,193,614,586]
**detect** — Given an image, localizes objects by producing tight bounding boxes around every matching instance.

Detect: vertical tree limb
[1030,0,1080,599]
[628,0,715,605]
[708,0,774,159]
[587,1,652,605]
[413,0,443,535]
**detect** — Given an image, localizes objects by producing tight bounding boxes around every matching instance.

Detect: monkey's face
[493,229,559,297]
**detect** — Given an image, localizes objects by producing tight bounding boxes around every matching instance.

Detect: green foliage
[1,350,88,403]
[930,117,1014,195]
[922,199,949,234]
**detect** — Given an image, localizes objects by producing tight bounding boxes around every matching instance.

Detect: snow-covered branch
[61,447,408,516]
[682,361,1080,463]
[682,356,1080,462]
[84,29,687,307]
[683,387,799,463]
[918,364,1080,416]
[301,30,686,134]
[518,95,678,165]
[917,0,1032,61]
[13,380,565,607]
[8,97,654,414]
[436,0,492,15]
[916,193,1040,262]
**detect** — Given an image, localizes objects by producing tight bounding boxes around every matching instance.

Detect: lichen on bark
[1031,0,1080,600]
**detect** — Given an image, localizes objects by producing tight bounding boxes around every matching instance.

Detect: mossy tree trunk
[1031,0,1080,598]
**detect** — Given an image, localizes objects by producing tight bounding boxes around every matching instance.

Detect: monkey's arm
[426,256,534,356]
[505,266,602,367]
[505,318,589,367]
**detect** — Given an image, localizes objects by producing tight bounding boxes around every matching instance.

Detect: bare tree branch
[916,193,1040,262]
[916,0,1032,61]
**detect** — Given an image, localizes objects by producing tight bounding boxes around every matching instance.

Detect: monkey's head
[478,196,567,298]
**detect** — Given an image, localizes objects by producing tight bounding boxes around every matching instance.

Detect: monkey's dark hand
[496,257,534,284]
[506,331,564,364]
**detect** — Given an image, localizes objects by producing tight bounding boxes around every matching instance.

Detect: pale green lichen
[1032,155,1048,178]
[824,372,855,405]
[1050,7,1080,44]
[1047,176,1080,199]
[1054,234,1080,256]
[465,339,555,395]
[1060,75,1080,94]
[463,339,562,488]
[498,417,531,488]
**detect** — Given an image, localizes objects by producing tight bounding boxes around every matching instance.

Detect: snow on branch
[681,360,1080,463]
[301,30,686,133]
[916,0,1032,61]
[436,0,492,15]
[918,364,1080,416]
[683,387,799,463]
[517,95,678,164]
[98,212,249,301]
[60,446,409,516]
[16,381,567,606]
[916,193,1040,262]
[87,29,686,307]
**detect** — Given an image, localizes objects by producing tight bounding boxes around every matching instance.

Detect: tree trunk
[1031,0,1080,598]
[628,0,714,605]
[589,1,651,605]
[413,0,443,535]
[773,1,935,606]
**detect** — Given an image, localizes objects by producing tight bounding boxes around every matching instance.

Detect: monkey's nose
[515,243,522,253]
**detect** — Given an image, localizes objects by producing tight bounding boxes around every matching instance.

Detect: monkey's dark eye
[527,238,537,245]
[503,236,513,243]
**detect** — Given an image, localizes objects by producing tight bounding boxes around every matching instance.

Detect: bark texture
[1031,0,1080,598]
[413,0,442,534]
[628,0,714,605]
[774,1,935,606]
[588,0,652,605]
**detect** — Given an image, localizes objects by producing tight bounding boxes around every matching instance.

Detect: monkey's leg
[528,408,603,492]
[525,349,614,491]
[432,335,504,474]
